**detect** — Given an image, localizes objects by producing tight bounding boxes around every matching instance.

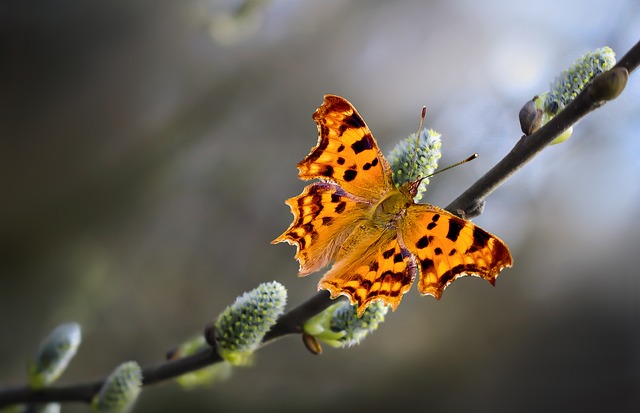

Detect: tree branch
[1,39,638,409]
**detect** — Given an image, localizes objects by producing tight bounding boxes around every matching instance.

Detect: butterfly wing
[298,94,394,200]
[272,181,370,275]
[318,222,418,316]
[273,95,394,275]
[402,204,513,298]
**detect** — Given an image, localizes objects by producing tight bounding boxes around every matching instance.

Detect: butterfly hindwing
[402,205,513,299]
[319,225,417,316]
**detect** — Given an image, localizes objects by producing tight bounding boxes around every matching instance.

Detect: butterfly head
[397,176,427,202]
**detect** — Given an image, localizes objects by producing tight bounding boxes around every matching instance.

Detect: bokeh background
[2,1,639,412]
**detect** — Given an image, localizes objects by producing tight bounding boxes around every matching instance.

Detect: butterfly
[273,95,513,315]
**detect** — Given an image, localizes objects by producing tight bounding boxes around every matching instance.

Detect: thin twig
[1,39,638,409]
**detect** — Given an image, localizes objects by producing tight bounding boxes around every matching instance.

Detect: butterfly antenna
[410,106,427,181]
[424,153,478,179]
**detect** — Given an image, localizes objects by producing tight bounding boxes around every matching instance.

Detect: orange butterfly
[273,95,513,315]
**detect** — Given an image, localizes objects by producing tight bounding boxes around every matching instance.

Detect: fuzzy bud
[303,301,389,348]
[524,47,616,144]
[29,323,81,389]
[214,281,287,366]
[92,361,142,413]
[388,128,442,201]
[546,46,616,114]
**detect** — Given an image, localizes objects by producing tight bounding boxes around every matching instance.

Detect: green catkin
[388,128,442,201]
[545,46,616,114]
[92,361,142,413]
[303,301,389,348]
[525,46,616,143]
[29,323,82,389]
[214,281,287,365]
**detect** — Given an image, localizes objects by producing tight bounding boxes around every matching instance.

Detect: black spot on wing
[382,248,395,259]
[416,235,430,249]
[344,112,366,128]
[420,258,434,273]
[351,134,374,154]
[343,169,358,182]
[363,157,379,171]
[446,218,464,242]
[320,165,334,178]
[426,214,440,230]
[467,226,491,253]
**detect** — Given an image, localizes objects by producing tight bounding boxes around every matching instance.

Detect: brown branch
[1,39,638,409]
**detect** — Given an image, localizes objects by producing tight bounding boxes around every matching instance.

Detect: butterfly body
[274,95,512,315]
[370,185,409,224]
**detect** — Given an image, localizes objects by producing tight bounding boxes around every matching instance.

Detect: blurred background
[2,1,639,412]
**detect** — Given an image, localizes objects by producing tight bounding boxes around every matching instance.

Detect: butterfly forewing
[272,181,369,275]
[297,95,394,200]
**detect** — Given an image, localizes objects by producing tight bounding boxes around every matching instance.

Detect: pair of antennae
[412,105,477,180]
